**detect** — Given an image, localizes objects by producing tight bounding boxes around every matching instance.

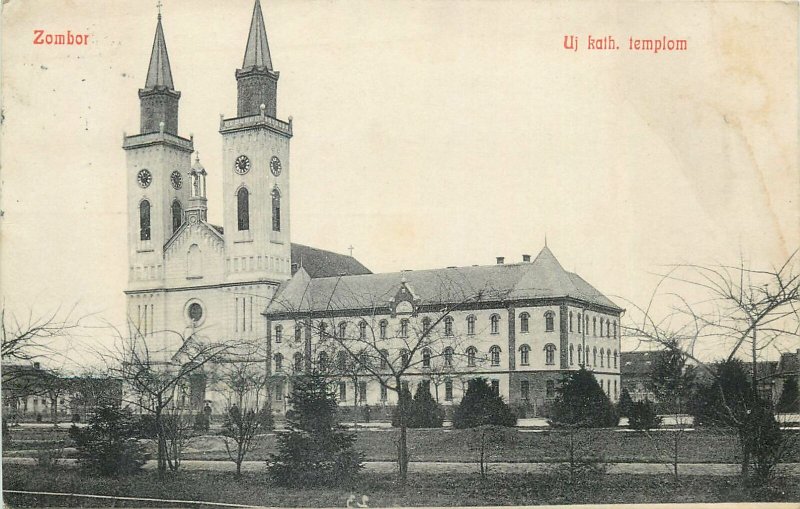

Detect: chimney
[496,257,505,265]
[522,254,531,263]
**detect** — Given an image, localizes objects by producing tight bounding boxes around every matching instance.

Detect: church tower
[220,0,292,283]
[123,11,193,338]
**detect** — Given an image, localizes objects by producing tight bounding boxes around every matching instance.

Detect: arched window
[545,311,555,332]
[380,349,389,369]
[519,344,530,366]
[577,313,582,333]
[358,351,369,369]
[490,314,500,334]
[318,351,328,372]
[519,312,530,333]
[294,352,303,372]
[171,200,183,234]
[400,349,410,367]
[139,200,151,241]
[187,244,202,277]
[338,322,347,339]
[607,349,611,367]
[593,347,597,365]
[466,346,477,367]
[606,320,611,338]
[600,318,604,338]
[319,321,328,339]
[569,312,573,332]
[444,316,454,337]
[443,346,454,367]
[337,351,348,371]
[422,348,431,368]
[490,345,501,367]
[379,320,388,339]
[585,315,589,333]
[400,319,409,338]
[274,325,283,343]
[420,317,431,335]
[271,188,281,232]
[466,315,476,335]
[613,350,618,368]
[294,325,302,342]
[578,345,583,364]
[569,344,574,365]
[274,353,283,371]
[237,187,249,231]
[599,348,605,367]
[613,321,617,338]
[359,321,367,340]
[544,344,556,365]
[593,317,597,336]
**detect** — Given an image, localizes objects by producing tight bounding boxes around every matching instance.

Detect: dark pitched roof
[242,0,272,70]
[290,243,372,279]
[268,246,621,315]
[621,351,669,376]
[779,350,800,375]
[144,15,174,89]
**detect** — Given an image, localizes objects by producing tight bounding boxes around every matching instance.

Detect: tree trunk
[740,430,750,481]
[156,405,166,474]
[398,422,408,483]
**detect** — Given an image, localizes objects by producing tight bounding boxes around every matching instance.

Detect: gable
[163,221,226,286]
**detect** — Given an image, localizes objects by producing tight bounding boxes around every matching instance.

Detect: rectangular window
[445,380,453,401]
[339,382,347,402]
[380,384,388,401]
[521,380,530,400]
[275,383,283,401]
[359,382,367,403]
[491,379,500,396]
[546,380,555,398]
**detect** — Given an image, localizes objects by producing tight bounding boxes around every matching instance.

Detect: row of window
[236,187,281,232]
[139,199,184,241]
[273,311,618,342]
[273,343,619,373]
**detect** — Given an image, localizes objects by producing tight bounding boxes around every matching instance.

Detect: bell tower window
[171,200,183,234]
[271,188,281,232]
[139,200,151,241]
[237,187,250,231]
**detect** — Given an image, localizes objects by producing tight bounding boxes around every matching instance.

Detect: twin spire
[143,0,272,90]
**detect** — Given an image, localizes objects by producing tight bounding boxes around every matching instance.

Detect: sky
[1,0,798,370]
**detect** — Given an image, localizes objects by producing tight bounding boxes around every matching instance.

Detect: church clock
[170,171,183,189]
[137,169,152,188]
[234,155,251,175]
[270,156,282,176]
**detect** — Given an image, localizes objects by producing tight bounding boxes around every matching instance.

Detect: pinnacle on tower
[236,0,279,118]
[144,13,175,89]
[242,0,272,70]
[139,9,181,134]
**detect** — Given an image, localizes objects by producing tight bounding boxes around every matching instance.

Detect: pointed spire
[145,12,175,89]
[242,0,273,70]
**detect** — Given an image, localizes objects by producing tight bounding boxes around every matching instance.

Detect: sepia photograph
[1,0,799,506]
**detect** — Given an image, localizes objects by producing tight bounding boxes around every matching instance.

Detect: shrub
[627,400,662,430]
[269,373,364,486]
[549,368,619,428]
[617,388,634,417]
[69,405,146,476]
[452,378,517,429]
[392,382,445,428]
[193,412,210,431]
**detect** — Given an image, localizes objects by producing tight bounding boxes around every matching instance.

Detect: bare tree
[625,251,800,482]
[98,322,238,476]
[1,303,94,365]
[269,275,505,483]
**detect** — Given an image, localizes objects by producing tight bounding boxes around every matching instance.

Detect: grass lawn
[4,465,799,507]
[176,427,800,464]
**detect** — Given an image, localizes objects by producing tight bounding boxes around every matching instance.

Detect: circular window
[188,303,203,323]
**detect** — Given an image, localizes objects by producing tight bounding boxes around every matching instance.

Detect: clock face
[137,169,152,188]
[270,156,282,176]
[234,155,251,175]
[170,171,183,190]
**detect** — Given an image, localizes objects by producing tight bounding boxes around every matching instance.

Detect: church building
[123,1,369,410]
[123,0,622,417]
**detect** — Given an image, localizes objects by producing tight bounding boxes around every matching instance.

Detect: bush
[549,368,619,428]
[617,388,634,417]
[391,382,445,428]
[269,373,364,486]
[69,405,146,476]
[452,378,517,429]
[194,412,210,431]
[627,400,662,430]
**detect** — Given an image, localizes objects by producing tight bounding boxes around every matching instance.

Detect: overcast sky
[2,0,798,369]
